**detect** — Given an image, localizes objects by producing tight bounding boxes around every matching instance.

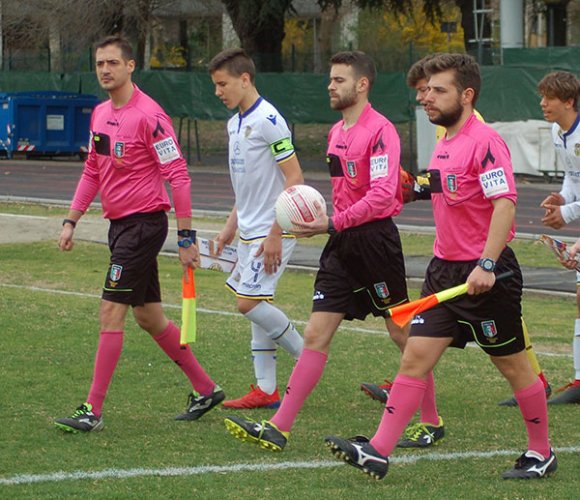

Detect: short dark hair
[94,35,134,61]
[406,54,437,87]
[538,71,580,111]
[208,48,256,84]
[330,50,376,90]
[424,53,481,106]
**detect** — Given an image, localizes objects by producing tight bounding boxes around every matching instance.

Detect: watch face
[480,259,494,271]
[179,239,192,248]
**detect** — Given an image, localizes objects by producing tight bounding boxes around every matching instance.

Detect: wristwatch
[477,258,496,272]
[177,229,196,242]
[177,238,194,248]
[327,217,337,235]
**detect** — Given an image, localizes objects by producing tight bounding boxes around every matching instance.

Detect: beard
[428,98,463,128]
[330,86,357,110]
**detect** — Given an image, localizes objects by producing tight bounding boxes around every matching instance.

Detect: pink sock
[270,348,327,432]
[515,377,551,458]
[87,331,124,416]
[153,322,215,396]
[420,371,439,426]
[370,374,427,456]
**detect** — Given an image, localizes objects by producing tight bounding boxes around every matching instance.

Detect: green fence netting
[1,65,578,124]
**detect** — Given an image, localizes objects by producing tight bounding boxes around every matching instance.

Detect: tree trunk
[48,21,62,73]
[222,0,291,72]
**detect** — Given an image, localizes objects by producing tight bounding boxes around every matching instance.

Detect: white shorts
[226,237,296,300]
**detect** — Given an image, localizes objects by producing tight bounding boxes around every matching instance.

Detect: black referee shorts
[312,218,408,321]
[102,211,168,307]
[409,246,525,356]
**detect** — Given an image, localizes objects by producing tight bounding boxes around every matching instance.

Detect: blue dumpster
[0,91,99,159]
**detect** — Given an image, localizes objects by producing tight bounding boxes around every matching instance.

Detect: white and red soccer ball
[275,184,327,232]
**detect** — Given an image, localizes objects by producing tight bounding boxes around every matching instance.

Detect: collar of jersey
[239,96,263,119]
[561,112,580,145]
[237,96,263,133]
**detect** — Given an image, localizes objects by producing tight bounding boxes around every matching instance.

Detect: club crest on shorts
[346,160,357,178]
[374,282,390,299]
[481,320,498,342]
[110,264,123,282]
[446,174,457,193]
[114,141,125,158]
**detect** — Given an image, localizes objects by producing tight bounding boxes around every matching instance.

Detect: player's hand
[466,266,496,295]
[256,233,283,274]
[179,244,200,272]
[540,192,565,209]
[541,204,566,229]
[561,239,580,270]
[290,203,328,238]
[58,226,75,252]
[215,227,236,255]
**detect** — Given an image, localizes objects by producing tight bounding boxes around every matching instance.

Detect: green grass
[1,241,579,498]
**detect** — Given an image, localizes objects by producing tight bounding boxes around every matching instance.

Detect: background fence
[0,47,578,170]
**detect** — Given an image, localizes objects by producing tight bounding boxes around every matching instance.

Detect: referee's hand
[179,245,200,272]
[466,266,496,295]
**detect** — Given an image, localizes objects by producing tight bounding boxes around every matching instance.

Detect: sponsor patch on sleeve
[479,167,509,197]
[370,154,389,179]
[270,137,294,157]
[153,137,180,164]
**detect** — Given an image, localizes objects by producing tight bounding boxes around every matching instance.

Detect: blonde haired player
[539,70,580,405]
[209,48,304,409]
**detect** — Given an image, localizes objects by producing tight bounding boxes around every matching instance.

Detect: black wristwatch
[177,229,196,242]
[62,218,77,228]
[327,217,336,235]
[477,258,496,272]
[177,238,195,249]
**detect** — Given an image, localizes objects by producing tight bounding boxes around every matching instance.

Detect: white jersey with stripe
[227,97,295,240]
[553,114,580,224]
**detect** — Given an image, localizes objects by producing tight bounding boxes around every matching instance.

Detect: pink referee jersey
[428,114,517,261]
[71,85,191,220]
[326,103,403,231]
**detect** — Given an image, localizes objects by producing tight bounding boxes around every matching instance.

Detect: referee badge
[114,141,125,158]
[481,320,498,343]
[374,282,390,299]
[346,160,357,178]
[446,174,457,193]
[110,264,123,282]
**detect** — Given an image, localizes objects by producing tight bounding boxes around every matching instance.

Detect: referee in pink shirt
[54,35,223,433]
[326,53,556,481]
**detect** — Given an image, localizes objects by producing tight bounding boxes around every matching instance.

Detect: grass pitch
[1,241,579,499]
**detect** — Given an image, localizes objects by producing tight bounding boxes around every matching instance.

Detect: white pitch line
[0,212,48,220]
[0,283,572,359]
[1,446,578,486]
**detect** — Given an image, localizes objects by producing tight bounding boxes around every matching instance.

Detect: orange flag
[387,271,513,328]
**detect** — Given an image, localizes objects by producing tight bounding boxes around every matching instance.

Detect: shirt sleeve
[560,174,580,223]
[333,123,401,230]
[146,112,192,218]
[476,134,517,205]
[71,130,100,213]
[259,111,295,164]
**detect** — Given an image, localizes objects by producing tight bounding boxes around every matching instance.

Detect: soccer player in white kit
[539,70,580,405]
[209,48,304,409]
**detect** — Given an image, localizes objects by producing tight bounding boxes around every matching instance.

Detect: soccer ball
[275,184,327,232]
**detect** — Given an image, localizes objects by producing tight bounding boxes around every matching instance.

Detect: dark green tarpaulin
[503,47,580,71]
[0,65,577,124]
